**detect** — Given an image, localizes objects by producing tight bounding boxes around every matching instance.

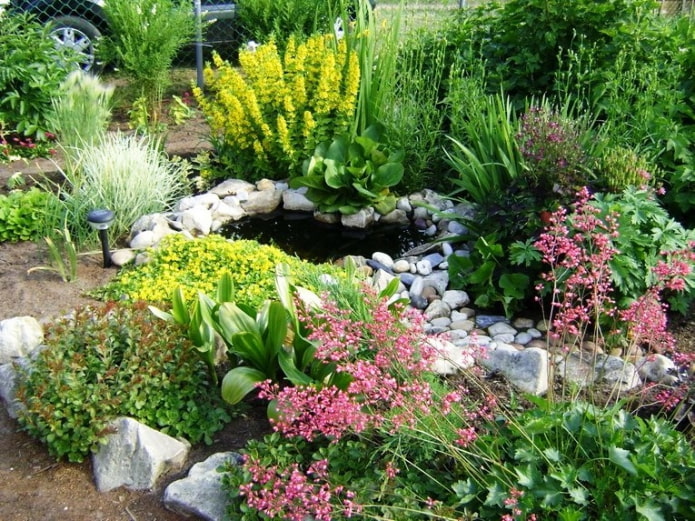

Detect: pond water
[221,210,428,263]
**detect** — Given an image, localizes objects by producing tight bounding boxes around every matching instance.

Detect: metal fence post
[194,0,204,89]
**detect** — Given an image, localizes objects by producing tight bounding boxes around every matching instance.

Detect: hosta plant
[290,123,404,215]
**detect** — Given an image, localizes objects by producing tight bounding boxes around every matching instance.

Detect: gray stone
[555,352,597,387]
[409,275,424,298]
[441,290,470,310]
[164,452,242,521]
[492,333,516,344]
[398,272,416,286]
[488,322,517,337]
[636,354,677,384]
[0,362,24,419]
[256,178,276,191]
[424,299,451,320]
[422,253,444,268]
[476,315,508,329]
[430,317,452,329]
[130,230,157,249]
[341,207,375,228]
[450,320,475,332]
[514,332,533,345]
[0,316,43,364]
[480,343,549,395]
[410,295,429,310]
[441,242,454,257]
[209,179,256,197]
[282,189,316,212]
[93,417,190,492]
[512,317,536,329]
[241,189,283,215]
[380,209,410,226]
[314,211,340,224]
[422,271,449,296]
[396,197,412,213]
[596,355,641,392]
[447,220,467,236]
[412,206,429,220]
[527,328,543,339]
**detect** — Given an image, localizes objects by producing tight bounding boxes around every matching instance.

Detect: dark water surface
[221,211,428,263]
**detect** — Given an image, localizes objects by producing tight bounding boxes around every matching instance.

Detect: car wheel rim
[50,27,96,71]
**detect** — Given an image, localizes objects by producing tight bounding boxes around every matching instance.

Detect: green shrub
[0,188,60,242]
[236,0,346,48]
[101,0,195,130]
[0,12,74,137]
[15,302,232,462]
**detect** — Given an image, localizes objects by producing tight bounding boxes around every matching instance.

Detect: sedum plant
[194,34,360,182]
[290,123,404,215]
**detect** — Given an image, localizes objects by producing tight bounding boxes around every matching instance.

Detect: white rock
[636,354,677,384]
[441,242,454,257]
[0,362,24,418]
[527,328,543,339]
[396,197,412,213]
[412,206,429,220]
[209,179,256,197]
[513,317,536,329]
[372,269,397,294]
[428,337,475,375]
[430,317,452,329]
[596,355,641,392]
[392,259,411,273]
[92,417,190,492]
[240,189,282,215]
[0,317,43,364]
[177,193,219,212]
[450,320,475,332]
[372,252,394,269]
[492,333,516,344]
[256,178,275,191]
[130,230,157,249]
[111,249,136,267]
[447,220,467,235]
[181,206,213,236]
[514,332,533,345]
[415,259,432,275]
[422,271,449,296]
[213,200,247,222]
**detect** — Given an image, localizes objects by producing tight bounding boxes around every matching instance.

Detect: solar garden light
[87,209,115,268]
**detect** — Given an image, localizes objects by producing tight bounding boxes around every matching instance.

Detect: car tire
[49,16,101,72]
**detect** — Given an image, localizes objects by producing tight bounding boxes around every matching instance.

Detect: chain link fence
[659,0,695,14]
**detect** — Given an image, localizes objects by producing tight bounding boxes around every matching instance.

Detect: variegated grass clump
[60,132,189,246]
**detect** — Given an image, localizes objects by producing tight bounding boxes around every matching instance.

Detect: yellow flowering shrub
[194,34,360,182]
[95,234,342,308]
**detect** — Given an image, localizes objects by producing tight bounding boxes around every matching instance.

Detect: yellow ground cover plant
[194,34,360,182]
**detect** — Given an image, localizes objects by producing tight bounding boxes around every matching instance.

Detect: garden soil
[0,117,694,520]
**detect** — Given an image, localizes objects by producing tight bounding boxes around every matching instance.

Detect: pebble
[477,315,509,329]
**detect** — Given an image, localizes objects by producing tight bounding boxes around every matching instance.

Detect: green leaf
[216,272,234,303]
[221,367,266,405]
[609,445,638,476]
[371,162,404,188]
[277,348,313,386]
[171,287,190,325]
[634,499,665,521]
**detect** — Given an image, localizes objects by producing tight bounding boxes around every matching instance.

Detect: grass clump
[15,301,233,462]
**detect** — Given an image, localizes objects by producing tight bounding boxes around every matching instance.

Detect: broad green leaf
[608,445,637,476]
[324,160,350,189]
[229,331,268,371]
[148,305,173,322]
[452,479,478,504]
[218,302,260,340]
[499,273,530,299]
[372,162,404,188]
[262,301,288,358]
[469,260,495,284]
[543,447,562,462]
[634,499,665,521]
[216,272,234,303]
[221,367,266,405]
[278,348,313,386]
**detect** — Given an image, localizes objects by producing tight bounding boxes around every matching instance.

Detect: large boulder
[92,417,190,492]
[0,316,43,364]
[164,452,242,521]
[480,343,549,395]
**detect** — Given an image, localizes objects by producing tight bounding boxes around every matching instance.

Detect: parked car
[8,0,237,71]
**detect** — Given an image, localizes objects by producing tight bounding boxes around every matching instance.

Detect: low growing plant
[290,123,405,215]
[195,34,360,182]
[27,226,79,283]
[15,302,233,462]
[96,234,340,308]
[0,188,60,242]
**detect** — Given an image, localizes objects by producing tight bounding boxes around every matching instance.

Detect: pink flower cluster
[534,187,618,344]
[260,291,439,442]
[240,456,360,520]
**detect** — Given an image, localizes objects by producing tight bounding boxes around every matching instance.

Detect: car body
[8,0,237,71]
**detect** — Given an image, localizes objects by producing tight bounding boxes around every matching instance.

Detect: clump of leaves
[0,188,60,242]
[458,399,695,520]
[15,301,233,462]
